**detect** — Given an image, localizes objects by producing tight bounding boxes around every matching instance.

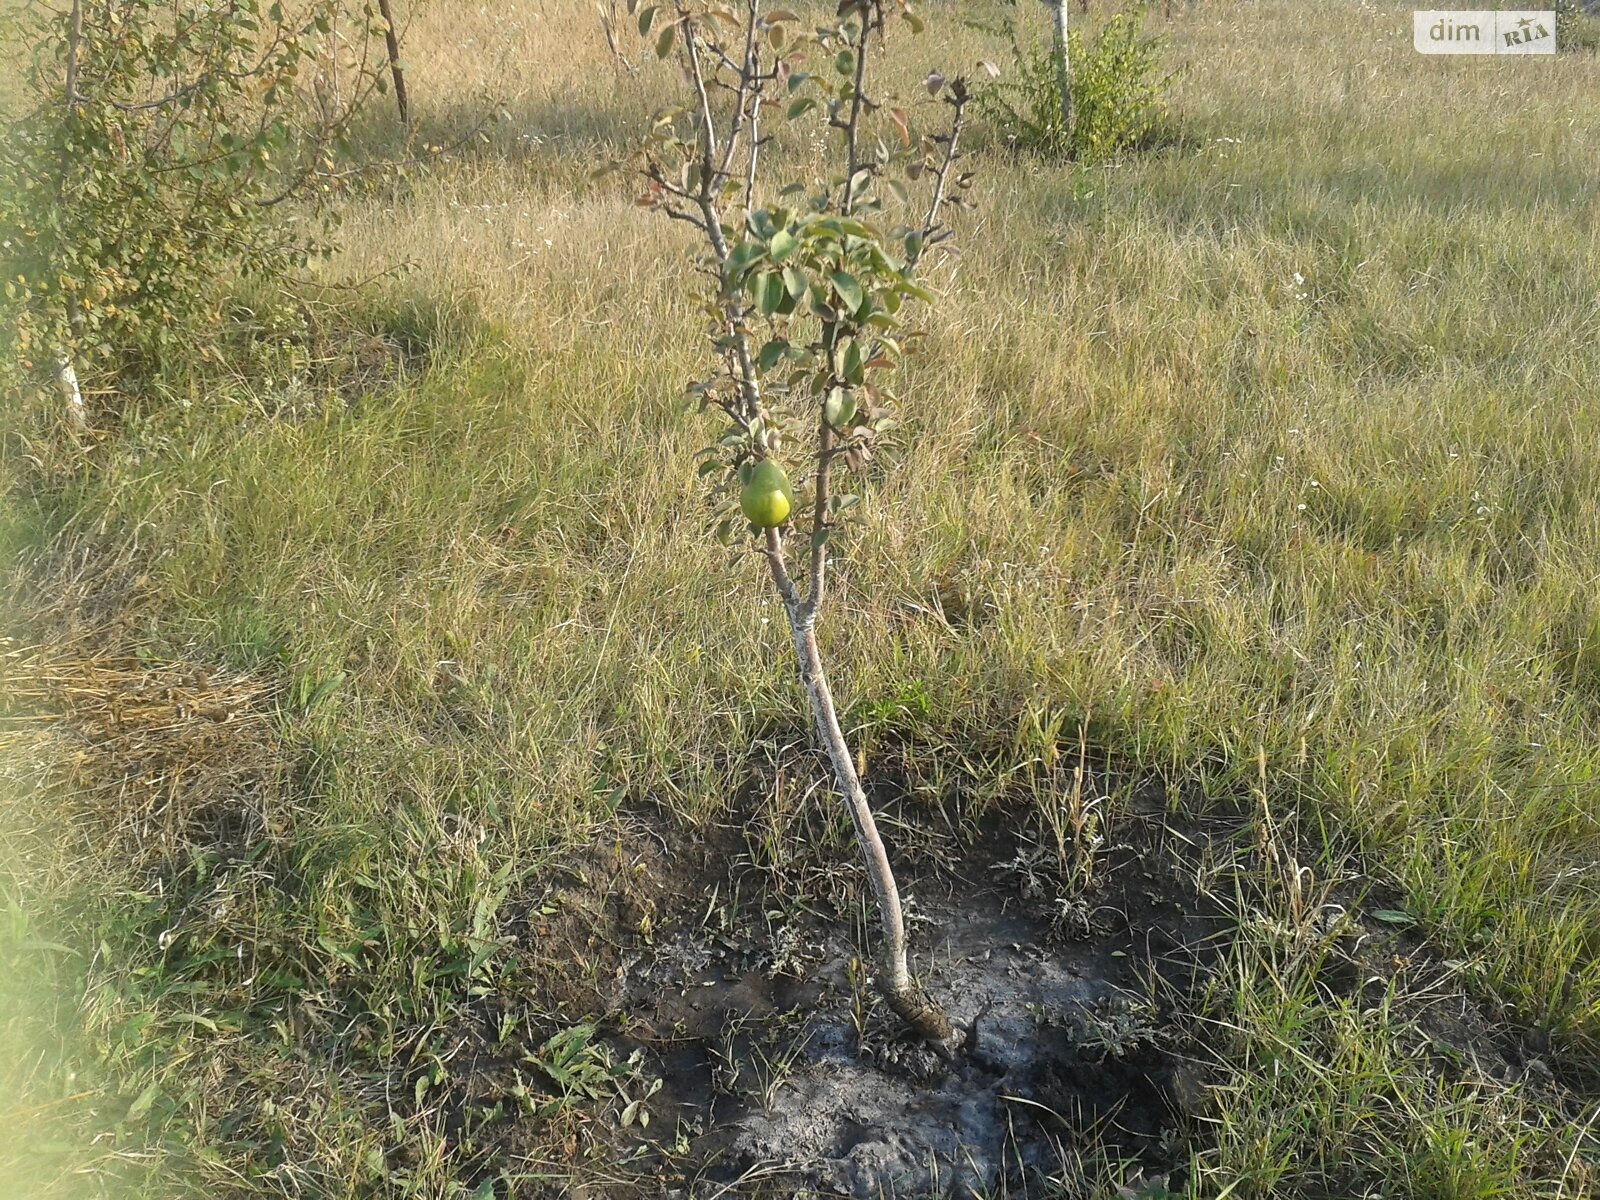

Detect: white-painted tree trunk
[1048,0,1071,132]
[55,353,87,431]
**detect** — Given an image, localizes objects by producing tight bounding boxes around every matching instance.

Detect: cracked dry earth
[571,809,1224,1199]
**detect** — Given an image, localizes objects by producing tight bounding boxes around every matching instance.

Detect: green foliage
[503,1025,663,1130]
[1070,4,1173,161]
[714,204,931,513]
[0,0,385,401]
[1555,1,1600,52]
[975,2,1173,162]
[633,0,971,551]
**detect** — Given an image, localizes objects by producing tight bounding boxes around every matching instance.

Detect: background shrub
[974,2,1174,162]
[1556,1,1600,52]
[0,1,387,406]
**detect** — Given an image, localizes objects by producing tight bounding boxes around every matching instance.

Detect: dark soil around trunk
[357,756,1597,1199]
[493,786,1231,1198]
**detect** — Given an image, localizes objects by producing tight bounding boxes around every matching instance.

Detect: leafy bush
[974,2,1174,162]
[0,1,387,406]
[1555,1,1600,52]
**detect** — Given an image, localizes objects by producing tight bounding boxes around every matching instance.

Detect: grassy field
[3,0,1600,1196]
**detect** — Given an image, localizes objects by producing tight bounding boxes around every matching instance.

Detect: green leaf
[786,96,817,121]
[748,209,777,239]
[751,271,783,316]
[636,5,658,34]
[126,1081,163,1122]
[842,341,864,384]
[655,23,676,58]
[1372,909,1418,927]
[782,266,808,300]
[758,339,788,371]
[769,229,797,262]
[725,241,767,280]
[830,271,864,314]
[824,388,857,428]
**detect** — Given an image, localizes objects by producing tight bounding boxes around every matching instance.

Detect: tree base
[885,981,954,1044]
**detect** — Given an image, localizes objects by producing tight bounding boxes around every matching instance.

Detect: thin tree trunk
[1049,0,1071,133]
[65,0,84,103]
[376,0,410,125]
[55,353,87,431]
[60,6,87,431]
[789,612,952,1042]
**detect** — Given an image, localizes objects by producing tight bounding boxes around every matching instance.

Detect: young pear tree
[631,0,971,1041]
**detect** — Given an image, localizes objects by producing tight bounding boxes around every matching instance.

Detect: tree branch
[679,12,764,429]
[682,12,720,171]
[762,528,801,612]
[839,5,873,216]
[909,81,969,273]
[718,0,760,182]
[801,420,836,621]
[744,89,761,209]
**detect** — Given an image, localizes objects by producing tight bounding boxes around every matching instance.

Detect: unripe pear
[739,459,794,529]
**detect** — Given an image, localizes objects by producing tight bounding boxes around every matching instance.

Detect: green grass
[3,1,1599,1196]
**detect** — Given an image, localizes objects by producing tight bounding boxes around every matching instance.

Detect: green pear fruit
[739,459,794,529]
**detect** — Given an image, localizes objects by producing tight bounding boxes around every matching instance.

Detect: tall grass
[3,1,1598,1195]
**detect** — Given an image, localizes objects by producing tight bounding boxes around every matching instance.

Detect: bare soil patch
[489,787,1230,1199]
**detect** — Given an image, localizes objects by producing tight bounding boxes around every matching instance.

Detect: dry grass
[3,0,1600,1196]
[3,645,282,864]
